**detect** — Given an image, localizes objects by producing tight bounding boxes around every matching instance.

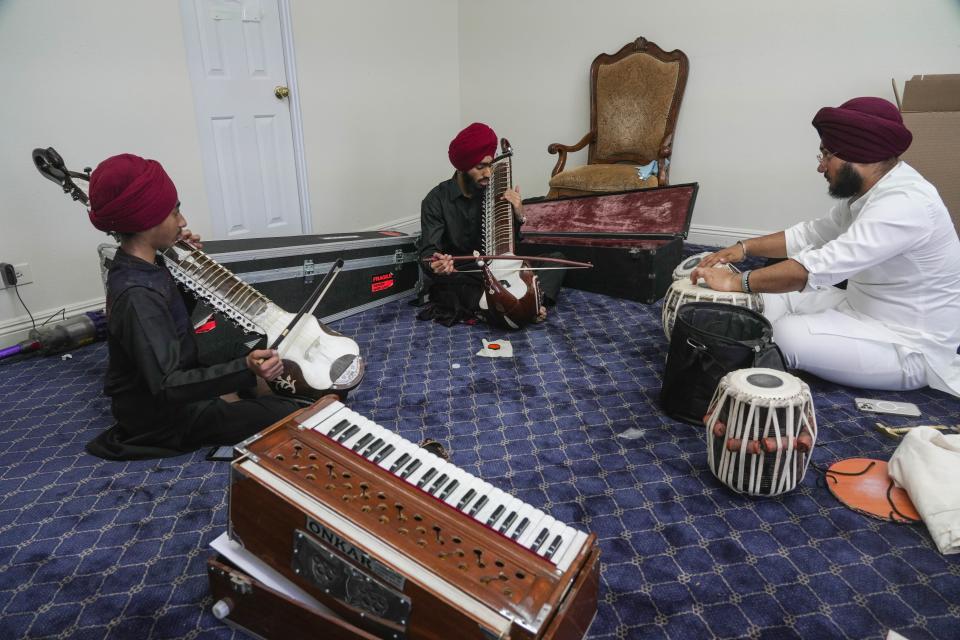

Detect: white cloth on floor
[887,426,960,555]
[476,338,513,358]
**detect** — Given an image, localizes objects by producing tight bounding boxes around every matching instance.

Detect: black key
[511,517,530,540]
[531,528,550,552]
[456,489,477,511]
[498,511,517,534]
[373,444,395,464]
[400,459,422,479]
[486,505,506,527]
[416,468,438,488]
[544,535,564,559]
[337,425,360,443]
[327,419,351,438]
[351,433,374,452]
[428,473,449,495]
[389,452,411,474]
[468,495,489,517]
[362,438,385,458]
[438,479,459,501]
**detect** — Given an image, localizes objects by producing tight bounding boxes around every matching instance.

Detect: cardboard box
[893,74,960,236]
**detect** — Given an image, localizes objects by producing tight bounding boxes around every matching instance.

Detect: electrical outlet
[0,262,32,290]
[14,263,33,286]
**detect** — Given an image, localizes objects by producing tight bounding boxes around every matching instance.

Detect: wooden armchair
[547,37,689,199]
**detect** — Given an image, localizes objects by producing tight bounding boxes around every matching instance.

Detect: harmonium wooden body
[216,396,600,639]
[518,183,699,304]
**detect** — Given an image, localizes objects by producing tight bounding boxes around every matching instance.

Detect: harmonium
[518,183,699,304]
[212,396,601,639]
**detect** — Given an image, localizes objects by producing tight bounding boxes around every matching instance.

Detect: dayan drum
[704,368,817,497]
[671,251,735,281]
[661,278,763,340]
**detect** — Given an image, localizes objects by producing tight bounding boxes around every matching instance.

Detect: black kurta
[86,249,298,460]
[416,173,564,324]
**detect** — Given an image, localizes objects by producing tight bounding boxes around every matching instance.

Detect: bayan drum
[704,368,817,497]
[661,278,762,340]
[671,251,735,281]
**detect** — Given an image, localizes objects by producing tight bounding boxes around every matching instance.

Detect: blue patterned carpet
[1,257,959,639]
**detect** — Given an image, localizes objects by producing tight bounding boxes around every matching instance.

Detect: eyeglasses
[817,149,837,165]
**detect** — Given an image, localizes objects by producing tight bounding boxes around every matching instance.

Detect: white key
[446,477,484,509]
[554,530,589,572]
[301,401,347,431]
[473,488,509,525]
[502,504,538,540]
[515,512,550,547]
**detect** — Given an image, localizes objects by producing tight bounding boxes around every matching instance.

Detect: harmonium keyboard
[225,395,600,640]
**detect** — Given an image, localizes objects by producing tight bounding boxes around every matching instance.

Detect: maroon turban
[812,97,912,163]
[88,154,178,233]
[448,122,498,171]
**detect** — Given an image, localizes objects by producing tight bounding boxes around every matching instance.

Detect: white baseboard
[370,215,420,235]
[686,223,770,248]
[0,297,106,349]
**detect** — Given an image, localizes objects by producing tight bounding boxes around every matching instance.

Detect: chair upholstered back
[593,52,682,165]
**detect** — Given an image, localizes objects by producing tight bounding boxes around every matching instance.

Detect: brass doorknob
[274,86,290,99]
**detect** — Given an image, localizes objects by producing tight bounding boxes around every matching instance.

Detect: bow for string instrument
[32,146,364,399]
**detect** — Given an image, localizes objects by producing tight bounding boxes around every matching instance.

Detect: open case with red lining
[518,182,698,303]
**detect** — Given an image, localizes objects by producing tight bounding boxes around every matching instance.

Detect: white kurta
[784,161,960,397]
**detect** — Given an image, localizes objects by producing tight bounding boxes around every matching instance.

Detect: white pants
[762,289,927,391]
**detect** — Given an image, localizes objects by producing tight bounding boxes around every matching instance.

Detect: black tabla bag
[660,302,787,425]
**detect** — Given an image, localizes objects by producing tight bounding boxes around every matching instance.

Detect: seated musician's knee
[770,315,807,369]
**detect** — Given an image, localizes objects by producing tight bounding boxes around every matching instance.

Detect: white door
[180,0,309,238]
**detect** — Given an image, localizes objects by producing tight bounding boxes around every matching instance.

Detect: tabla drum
[703,368,817,497]
[661,278,763,340]
[671,251,735,281]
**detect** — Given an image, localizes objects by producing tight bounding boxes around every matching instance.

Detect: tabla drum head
[671,251,735,281]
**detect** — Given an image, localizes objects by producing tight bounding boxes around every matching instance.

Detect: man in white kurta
[693,97,960,397]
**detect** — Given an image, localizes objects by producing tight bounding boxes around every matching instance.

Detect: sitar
[32,147,364,398]
[478,138,541,329]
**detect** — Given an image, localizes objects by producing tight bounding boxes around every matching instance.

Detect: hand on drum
[247,349,284,381]
[430,252,456,275]
[699,244,744,269]
[690,266,742,293]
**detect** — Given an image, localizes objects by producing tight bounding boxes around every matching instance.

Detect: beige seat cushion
[549,164,659,193]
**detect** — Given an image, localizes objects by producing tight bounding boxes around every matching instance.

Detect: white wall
[458,0,960,245]
[0,1,207,340]
[0,0,459,346]
[290,0,460,233]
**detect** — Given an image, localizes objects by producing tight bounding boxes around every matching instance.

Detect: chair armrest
[547,130,595,177]
[657,132,674,185]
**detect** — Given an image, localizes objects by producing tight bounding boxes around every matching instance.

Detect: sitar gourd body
[162,241,364,398]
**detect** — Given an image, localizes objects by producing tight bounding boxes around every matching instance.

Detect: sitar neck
[482,138,515,256]
[161,240,271,333]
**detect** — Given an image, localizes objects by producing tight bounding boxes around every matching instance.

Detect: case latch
[303,259,315,284]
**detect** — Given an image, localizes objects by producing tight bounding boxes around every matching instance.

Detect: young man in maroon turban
[417,122,564,326]
[693,97,960,396]
[85,154,303,460]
